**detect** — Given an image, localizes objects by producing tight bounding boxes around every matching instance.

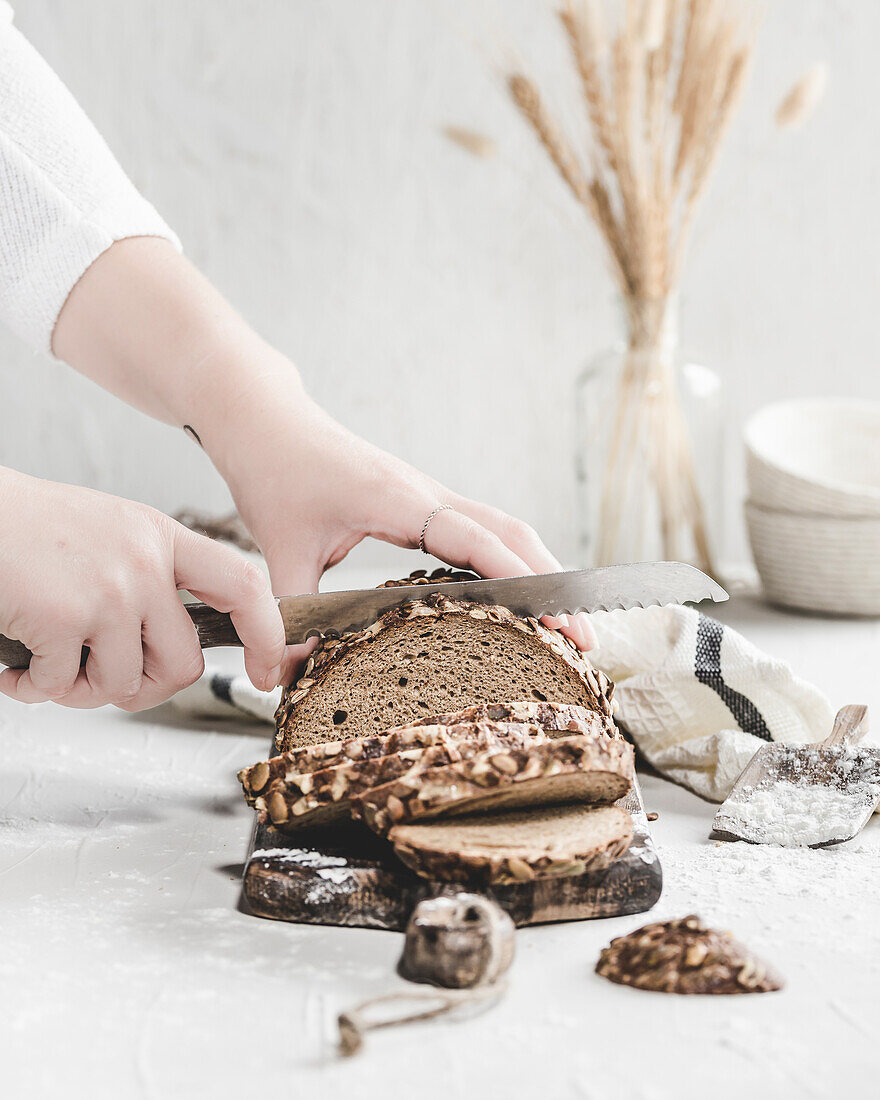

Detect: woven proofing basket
[745,502,880,615]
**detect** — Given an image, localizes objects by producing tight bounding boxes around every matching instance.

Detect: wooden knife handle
[0,602,244,670]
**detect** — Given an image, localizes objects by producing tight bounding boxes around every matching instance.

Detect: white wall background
[1,0,876,571]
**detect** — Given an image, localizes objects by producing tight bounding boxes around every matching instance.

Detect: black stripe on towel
[211,674,234,704]
[694,614,773,741]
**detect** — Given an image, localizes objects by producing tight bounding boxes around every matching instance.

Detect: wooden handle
[821,704,870,749]
[0,602,243,670]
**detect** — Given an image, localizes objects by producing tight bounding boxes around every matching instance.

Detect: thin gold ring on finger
[419,504,454,554]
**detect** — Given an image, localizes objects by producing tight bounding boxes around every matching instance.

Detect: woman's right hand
[0,467,285,710]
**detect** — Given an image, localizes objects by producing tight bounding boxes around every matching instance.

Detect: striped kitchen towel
[587,605,834,801]
[172,605,834,804]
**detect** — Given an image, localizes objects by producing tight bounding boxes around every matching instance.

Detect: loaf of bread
[389,803,634,884]
[241,703,615,806]
[353,736,634,835]
[251,721,550,831]
[274,570,614,753]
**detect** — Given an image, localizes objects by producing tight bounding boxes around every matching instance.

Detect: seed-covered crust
[251,721,550,831]
[406,701,621,740]
[274,569,614,753]
[239,719,557,806]
[353,736,634,835]
[255,746,443,830]
[240,724,473,805]
[390,804,634,885]
[595,915,784,994]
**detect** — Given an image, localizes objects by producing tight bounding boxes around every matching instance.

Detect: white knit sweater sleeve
[0,3,180,355]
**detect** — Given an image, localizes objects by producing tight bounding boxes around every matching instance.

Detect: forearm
[52,236,307,478]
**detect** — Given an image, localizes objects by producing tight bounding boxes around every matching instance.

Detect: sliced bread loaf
[274,569,614,753]
[352,736,634,835]
[252,721,550,831]
[389,804,634,884]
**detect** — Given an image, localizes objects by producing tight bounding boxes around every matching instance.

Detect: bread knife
[0,561,727,668]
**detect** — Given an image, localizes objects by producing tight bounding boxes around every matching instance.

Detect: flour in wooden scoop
[716,780,878,846]
[715,742,880,847]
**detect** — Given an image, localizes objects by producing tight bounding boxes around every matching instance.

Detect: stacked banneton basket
[745,399,880,615]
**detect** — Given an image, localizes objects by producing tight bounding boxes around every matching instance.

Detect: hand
[0,468,285,709]
[218,393,598,685]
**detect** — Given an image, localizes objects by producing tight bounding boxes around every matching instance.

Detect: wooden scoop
[713,705,880,848]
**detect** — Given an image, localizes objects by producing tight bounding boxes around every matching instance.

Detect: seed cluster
[596,915,784,994]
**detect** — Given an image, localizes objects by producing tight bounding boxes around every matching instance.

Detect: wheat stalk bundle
[508,0,758,573]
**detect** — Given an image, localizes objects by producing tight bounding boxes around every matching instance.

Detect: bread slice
[353,736,634,835]
[257,745,445,830]
[238,715,574,806]
[240,723,471,806]
[241,703,616,804]
[390,804,634,884]
[405,700,620,740]
[274,570,614,753]
[253,721,550,831]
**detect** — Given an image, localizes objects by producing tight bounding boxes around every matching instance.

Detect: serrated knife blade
[277,562,728,644]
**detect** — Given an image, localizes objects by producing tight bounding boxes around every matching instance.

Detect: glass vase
[575,296,722,573]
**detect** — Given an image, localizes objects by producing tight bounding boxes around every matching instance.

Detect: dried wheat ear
[507,1,759,570]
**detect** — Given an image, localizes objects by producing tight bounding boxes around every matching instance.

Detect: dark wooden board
[242,775,662,930]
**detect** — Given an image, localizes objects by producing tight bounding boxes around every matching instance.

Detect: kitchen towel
[172,605,835,803]
[587,605,834,801]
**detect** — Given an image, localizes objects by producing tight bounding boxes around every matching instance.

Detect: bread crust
[353,736,634,835]
[241,703,617,805]
[405,701,621,740]
[239,722,514,805]
[251,721,550,831]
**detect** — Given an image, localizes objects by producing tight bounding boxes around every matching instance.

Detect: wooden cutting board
[242,773,661,930]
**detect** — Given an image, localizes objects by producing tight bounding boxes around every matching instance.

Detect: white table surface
[2,586,879,1100]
